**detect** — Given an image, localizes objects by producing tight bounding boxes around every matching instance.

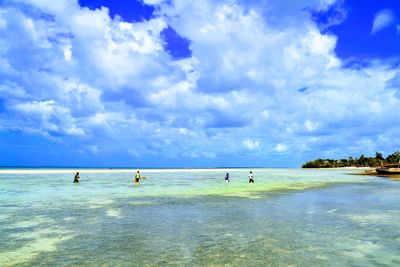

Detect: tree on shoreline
[302,151,400,168]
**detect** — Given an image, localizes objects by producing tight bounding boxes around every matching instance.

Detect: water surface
[1,168,399,266]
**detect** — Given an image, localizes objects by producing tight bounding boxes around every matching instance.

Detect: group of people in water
[73,170,143,184]
[74,170,255,183]
[224,171,254,183]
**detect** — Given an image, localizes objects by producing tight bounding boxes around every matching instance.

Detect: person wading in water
[74,172,80,183]
[225,172,230,183]
[134,171,141,183]
[248,171,254,183]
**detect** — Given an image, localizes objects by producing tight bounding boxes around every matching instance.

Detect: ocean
[1,168,399,266]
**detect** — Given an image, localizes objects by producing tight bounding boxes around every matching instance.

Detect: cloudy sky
[0,0,399,167]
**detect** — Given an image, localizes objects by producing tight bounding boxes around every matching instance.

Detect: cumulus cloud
[13,100,85,136]
[242,139,260,150]
[317,0,341,11]
[275,144,288,153]
[0,0,399,167]
[143,0,165,5]
[371,9,395,35]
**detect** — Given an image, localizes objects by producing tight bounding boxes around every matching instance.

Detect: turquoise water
[1,168,400,266]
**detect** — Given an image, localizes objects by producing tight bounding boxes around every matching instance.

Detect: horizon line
[0,165,294,169]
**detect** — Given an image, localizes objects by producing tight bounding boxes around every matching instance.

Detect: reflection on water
[1,169,400,266]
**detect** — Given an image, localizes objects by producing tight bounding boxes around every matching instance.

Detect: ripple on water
[346,211,400,226]
[106,209,122,219]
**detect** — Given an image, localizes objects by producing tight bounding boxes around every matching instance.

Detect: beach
[1,168,400,266]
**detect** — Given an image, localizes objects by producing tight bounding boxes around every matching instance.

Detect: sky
[0,0,399,167]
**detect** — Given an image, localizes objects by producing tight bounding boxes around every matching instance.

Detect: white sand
[0,168,135,174]
[0,168,252,174]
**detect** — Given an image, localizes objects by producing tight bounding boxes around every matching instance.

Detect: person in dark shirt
[225,172,230,183]
[74,172,80,183]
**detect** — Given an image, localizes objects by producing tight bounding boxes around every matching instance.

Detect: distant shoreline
[0,166,374,174]
[304,167,371,170]
[0,168,136,174]
[302,152,400,169]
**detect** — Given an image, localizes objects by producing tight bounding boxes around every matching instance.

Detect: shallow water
[1,168,400,266]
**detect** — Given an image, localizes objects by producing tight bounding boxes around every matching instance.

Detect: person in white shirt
[248,171,254,183]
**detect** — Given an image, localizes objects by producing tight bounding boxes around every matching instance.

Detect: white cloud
[63,45,72,61]
[66,126,85,136]
[143,0,165,6]
[13,100,85,136]
[316,0,341,11]
[0,82,27,98]
[1,0,400,166]
[242,139,260,150]
[305,120,318,132]
[275,144,288,153]
[371,9,395,35]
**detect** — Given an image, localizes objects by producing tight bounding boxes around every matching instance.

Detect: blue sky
[0,0,399,167]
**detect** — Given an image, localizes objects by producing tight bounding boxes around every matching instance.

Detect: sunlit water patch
[1,168,399,266]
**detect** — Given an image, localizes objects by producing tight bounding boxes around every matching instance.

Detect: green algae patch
[128,179,367,199]
[7,216,54,229]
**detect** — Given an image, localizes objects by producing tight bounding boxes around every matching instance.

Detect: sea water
[1,168,400,266]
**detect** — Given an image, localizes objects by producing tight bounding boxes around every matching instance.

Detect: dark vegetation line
[302,151,400,168]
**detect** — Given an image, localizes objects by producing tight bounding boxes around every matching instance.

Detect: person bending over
[74,172,80,183]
